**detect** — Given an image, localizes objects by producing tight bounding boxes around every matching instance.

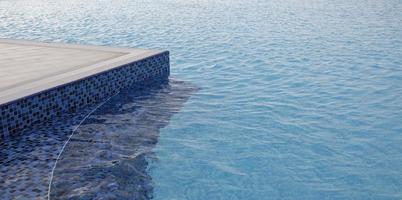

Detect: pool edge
[0,50,170,138]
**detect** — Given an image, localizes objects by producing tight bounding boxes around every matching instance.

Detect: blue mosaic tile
[0,79,196,200]
[0,52,169,138]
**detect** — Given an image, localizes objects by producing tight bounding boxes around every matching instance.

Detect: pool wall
[0,52,169,138]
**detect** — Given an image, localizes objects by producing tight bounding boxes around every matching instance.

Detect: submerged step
[0,39,169,137]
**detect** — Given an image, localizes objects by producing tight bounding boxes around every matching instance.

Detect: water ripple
[1,0,402,199]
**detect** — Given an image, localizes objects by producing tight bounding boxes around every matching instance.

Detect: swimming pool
[1,0,402,199]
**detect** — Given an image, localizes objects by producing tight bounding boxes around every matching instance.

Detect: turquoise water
[1,0,402,199]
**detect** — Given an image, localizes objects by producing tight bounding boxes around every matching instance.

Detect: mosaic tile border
[0,51,169,138]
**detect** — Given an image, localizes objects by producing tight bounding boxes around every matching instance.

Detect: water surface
[1,0,402,199]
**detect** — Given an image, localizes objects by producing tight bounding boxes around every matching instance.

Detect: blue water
[1,0,402,199]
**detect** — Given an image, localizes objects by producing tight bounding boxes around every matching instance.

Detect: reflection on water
[50,79,198,199]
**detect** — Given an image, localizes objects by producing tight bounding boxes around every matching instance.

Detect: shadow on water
[49,79,198,200]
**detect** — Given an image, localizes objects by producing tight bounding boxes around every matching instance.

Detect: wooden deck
[0,38,161,105]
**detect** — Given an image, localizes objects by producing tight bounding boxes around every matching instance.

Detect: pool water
[1,0,402,199]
